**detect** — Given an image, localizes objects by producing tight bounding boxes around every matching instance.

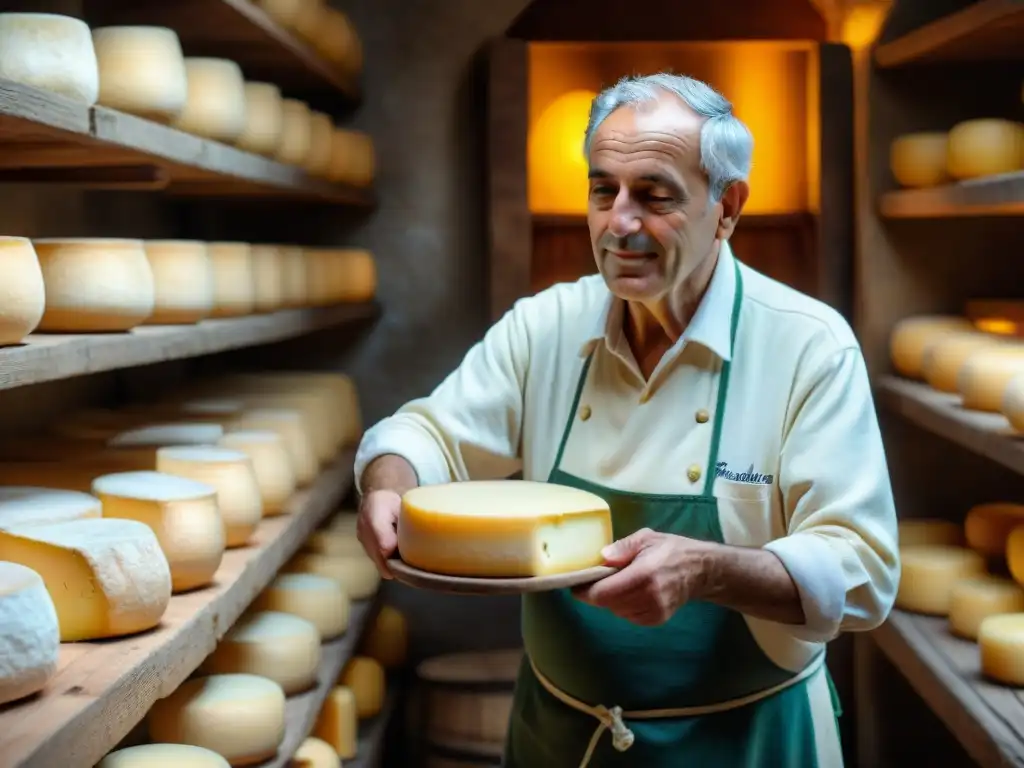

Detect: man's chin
[603,273,664,301]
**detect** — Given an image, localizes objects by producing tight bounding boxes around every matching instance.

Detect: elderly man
[354,72,899,767]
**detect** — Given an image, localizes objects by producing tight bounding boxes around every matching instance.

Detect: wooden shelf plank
[0,79,373,204]
[875,0,1024,68]
[348,685,403,768]
[879,172,1024,219]
[0,302,379,394]
[0,450,357,768]
[876,376,1024,476]
[869,610,1024,768]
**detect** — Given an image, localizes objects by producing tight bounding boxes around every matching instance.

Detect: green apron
[503,261,842,767]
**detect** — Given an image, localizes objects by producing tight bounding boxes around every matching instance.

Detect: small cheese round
[921,331,1008,393]
[285,551,380,600]
[949,575,1024,641]
[0,13,99,104]
[957,344,1024,412]
[0,236,45,345]
[293,737,341,768]
[890,132,949,188]
[889,315,975,380]
[230,408,318,485]
[142,240,215,325]
[171,58,247,142]
[91,471,225,593]
[898,518,962,548]
[339,655,385,718]
[218,430,296,515]
[207,242,256,318]
[330,249,376,303]
[361,604,408,668]
[278,245,308,307]
[314,686,358,759]
[275,99,312,165]
[250,245,285,313]
[965,502,1024,558]
[1005,373,1024,433]
[0,561,60,706]
[0,486,101,530]
[97,744,231,768]
[304,111,334,176]
[147,674,286,766]
[201,611,321,695]
[91,26,189,120]
[946,119,1024,180]
[234,81,284,157]
[896,545,986,616]
[108,422,224,449]
[253,573,350,640]
[979,614,1024,686]
[305,529,364,557]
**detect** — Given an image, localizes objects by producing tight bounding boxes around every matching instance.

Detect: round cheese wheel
[0,236,45,345]
[235,391,334,464]
[91,26,188,121]
[948,575,1024,641]
[304,248,331,306]
[285,551,380,599]
[304,111,334,176]
[979,614,1024,686]
[898,518,962,548]
[278,245,308,307]
[108,422,224,449]
[143,240,215,324]
[339,655,385,718]
[957,344,1024,412]
[361,604,409,668]
[171,58,248,142]
[253,572,350,639]
[889,132,949,188]
[230,408,318,486]
[0,13,99,104]
[947,119,1024,180]
[217,430,296,515]
[921,331,1008,393]
[310,8,361,75]
[275,99,313,165]
[332,249,376,303]
[293,737,340,768]
[98,744,231,768]
[32,238,155,332]
[889,315,974,379]
[1004,526,1024,585]
[1004,372,1024,433]
[234,81,284,157]
[314,686,358,759]
[0,561,60,706]
[147,674,286,766]
[0,486,102,529]
[328,129,374,187]
[895,545,985,615]
[256,0,323,31]
[207,242,256,317]
[965,502,1024,558]
[250,245,285,313]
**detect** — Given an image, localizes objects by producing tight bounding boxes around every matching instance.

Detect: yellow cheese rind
[339,655,385,718]
[171,57,247,142]
[897,518,963,548]
[0,486,102,529]
[946,119,1024,180]
[965,502,1024,558]
[948,575,1024,641]
[97,743,231,768]
[230,409,318,486]
[0,236,45,345]
[0,561,60,706]
[234,81,284,156]
[142,240,215,324]
[896,545,986,616]
[253,573,350,640]
[293,737,341,768]
[361,604,408,668]
[399,480,613,578]
[1003,372,1024,434]
[979,613,1024,686]
[889,132,949,188]
[957,345,1024,413]
[217,430,296,515]
[207,242,255,318]
[91,26,189,120]
[921,331,1008,393]
[284,551,380,599]
[314,686,358,760]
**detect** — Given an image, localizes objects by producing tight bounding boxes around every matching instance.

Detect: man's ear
[716,181,749,241]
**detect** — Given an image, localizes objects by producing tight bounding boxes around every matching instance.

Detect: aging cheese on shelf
[171,57,248,142]
[218,430,296,515]
[253,572,350,639]
[330,249,377,303]
[32,238,156,332]
[889,315,975,380]
[399,480,613,578]
[91,26,188,120]
[234,81,284,157]
[949,575,1024,641]
[250,245,284,313]
[0,517,172,641]
[231,408,318,485]
[207,242,256,318]
[108,422,224,449]
[314,686,358,760]
[361,604,409,668]
[895,545,985,616]
[956,344,1024,412]
[293,737,341,768]
[304,111,334,176]
[97,744,231,768]
[946,119,1024,180]
[340,655,385,718]
[147,673,287,766]
[979,613,1024,686]
[256,0,322,31]
[0,13,99,104]
[305,528,364,557]
[91,471,225,593]
[278,245,309,307]
[275,98,313,165]
[236,392,332,463]
[156,446,263,548]
[142,240,216,325]
[898,518,962,548]
[889,132,949,188]
[0,486,101,529]
[329,129,375,187]
[1005,373,1024,433]
[310,7,361,74]
[921,331,1008,393]
[0,561,60,706]
[965,502,1024,558]
[0,236,45,346]
[201,611,321,695]
[285,551,380,599]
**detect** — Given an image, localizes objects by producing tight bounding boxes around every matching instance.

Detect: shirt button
[687,464,702,483]
[639,392,650,404]
[695,409,710,424]
[579,405,592,421]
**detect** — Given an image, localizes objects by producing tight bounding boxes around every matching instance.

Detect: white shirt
[354,242,900,662]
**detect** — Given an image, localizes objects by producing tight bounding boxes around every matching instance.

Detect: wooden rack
[880,171,1024,218]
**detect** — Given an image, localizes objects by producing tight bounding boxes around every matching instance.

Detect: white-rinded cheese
[156,446,263,548]
[889,315,974,379]
[278,245,308,307]
[0,517,172,641]
[108,422,224,449]
[147,673,287,766]
[979,613,1024,686]
[340,655,385,718]
[399,480,613,578]
[293,737,341,768]
[957,344,1024,412]
[0,236,45,345]
[949,575,1024,641]
[285,551,380,599]
[171,58,248,142]
[275,99,313,165]
[234,81,284,157]
[895,545,986,616]
[304,111,334,176]
[946,119,1024,180]
[0,13,99,104]
[361,604,408,668]
[1005,373,1024,433]
[898,518,963,548]
[92,26,188,120]
[965,502,1024,558]
[97,744,231,768]
[218,430,296,515]
[231,408,319,485]
[32,238,155,332]
[0,486,101,529]
[305,529,364,557]
[253,572,350,639]
[889,132,949,188]
[921,331,1008,393]
[201,611,321,695]
[250,245,285,313]
[0,561,59,706]
[207,242,256,318]
[142,240,216,325]
[314,686,358,760]
[91,471,224,593]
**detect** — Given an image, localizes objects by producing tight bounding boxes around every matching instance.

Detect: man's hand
[356,489,403,579]
[573,528,713,626]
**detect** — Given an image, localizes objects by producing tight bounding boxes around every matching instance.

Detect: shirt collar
[579,240,738,362]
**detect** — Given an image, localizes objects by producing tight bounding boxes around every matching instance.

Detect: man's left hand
[573,527,714,626]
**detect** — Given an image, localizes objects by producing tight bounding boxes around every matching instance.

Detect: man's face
[586,97,723,303]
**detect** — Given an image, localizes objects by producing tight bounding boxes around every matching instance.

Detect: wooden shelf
[869,610,1024,768]
[875,0,1024,68]
[879,172,1024,219]
[264,594,384,768]
[0,302,379,394]
[86,0,360,103]
[876,376,1024,476]
[0,450,357,768]
[348,685,403,768]
[0,79,374,204]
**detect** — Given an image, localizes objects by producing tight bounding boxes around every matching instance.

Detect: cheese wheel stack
[888,119,1024,189]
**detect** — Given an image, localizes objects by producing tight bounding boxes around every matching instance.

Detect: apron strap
[551,352,594,472]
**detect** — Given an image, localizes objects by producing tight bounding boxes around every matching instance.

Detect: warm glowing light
[841,2,891,49]
[975,318,1022,337]
[528,89,597,215]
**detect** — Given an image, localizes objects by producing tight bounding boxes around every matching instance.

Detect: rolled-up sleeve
[763,345,900,643]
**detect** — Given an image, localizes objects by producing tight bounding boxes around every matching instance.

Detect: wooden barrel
[415,648,522,756]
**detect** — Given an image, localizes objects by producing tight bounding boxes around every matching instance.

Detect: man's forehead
[592,95,703,144]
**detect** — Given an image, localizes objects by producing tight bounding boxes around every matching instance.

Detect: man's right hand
[357,489,402,579]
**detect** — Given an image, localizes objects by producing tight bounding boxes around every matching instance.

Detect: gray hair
[583,73,753,202]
